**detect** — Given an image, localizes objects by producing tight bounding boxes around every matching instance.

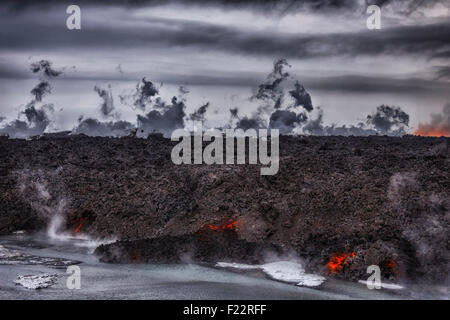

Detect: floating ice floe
[358,280,404,290]
[14,273,59,289]
[216,261,326,287]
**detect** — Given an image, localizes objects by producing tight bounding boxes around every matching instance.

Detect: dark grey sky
[0,0,449,133]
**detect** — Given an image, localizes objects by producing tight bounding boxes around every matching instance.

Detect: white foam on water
[215,262,260,270]
[216,260,326,287]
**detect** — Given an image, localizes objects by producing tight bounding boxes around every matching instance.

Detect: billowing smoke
[229,107,266,131]
[133,77,159,111]
[232,59,314,134]
[190,102,210,121]
[289,81,313,112]
[269,109,307,134]
[73,78,187,137]
[236,116,265,131]
[0,104,54,139]
[22,103,53,131]
[366,105,409,135]
[30,60,62,78]
[1,58,416,139]
[137,96,186,137]
[303,105,409,136]
[31,81,52,102]
[303,108,377,136]
[73,117,134,137]
[231,60,410,137]
[94,85,115,117]
[71,83,129,136]
[119,77,160,111]
[0,60,61,139]
[415,103,450,137]
[252,58,290,108]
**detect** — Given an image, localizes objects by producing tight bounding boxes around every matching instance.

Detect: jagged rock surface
[0,134,448,282]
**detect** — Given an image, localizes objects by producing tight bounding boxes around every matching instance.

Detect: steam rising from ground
[387,171,450,282]
[15,169,115,250]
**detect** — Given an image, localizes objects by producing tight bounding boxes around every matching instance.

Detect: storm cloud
[1,14,449,61]
[3,0,448,14]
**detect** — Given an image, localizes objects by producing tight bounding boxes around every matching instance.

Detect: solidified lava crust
[0,133,449,282]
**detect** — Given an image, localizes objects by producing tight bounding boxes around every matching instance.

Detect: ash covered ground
[0,133,449,284]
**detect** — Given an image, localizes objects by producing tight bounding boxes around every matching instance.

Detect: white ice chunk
[296,274,327,287]
[14,273,59,289]
[259,261,306,282]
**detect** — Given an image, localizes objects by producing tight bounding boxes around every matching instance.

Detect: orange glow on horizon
[414,128,450,137]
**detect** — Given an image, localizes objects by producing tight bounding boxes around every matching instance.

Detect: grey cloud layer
[4,0,448,14]
[1,12,449,61]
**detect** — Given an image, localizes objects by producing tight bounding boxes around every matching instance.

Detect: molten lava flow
[74,218,87,233]
[201,220,237,232]
[386,259,395,269]
[386,259,399,275]
[326,252,355,274]
[130,251,141,263]
[198,220,238,240]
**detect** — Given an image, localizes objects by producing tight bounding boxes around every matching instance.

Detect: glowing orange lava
[198,220,238,240]
[74,218,87,233]
[326,252,355,274]
[386,259,399,275]
[386,259,395,269]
